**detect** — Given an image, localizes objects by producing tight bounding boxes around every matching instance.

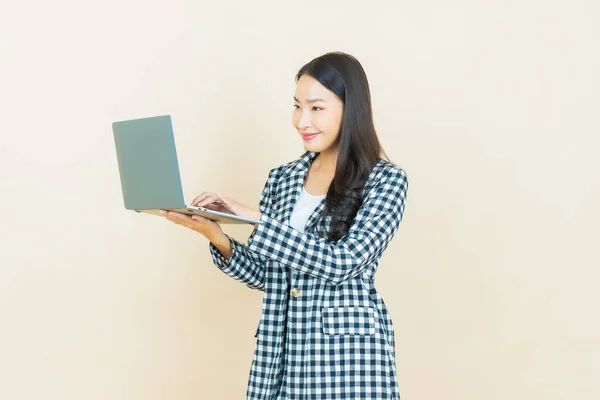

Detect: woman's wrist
[211,232,230,248]
[211,233,233,261]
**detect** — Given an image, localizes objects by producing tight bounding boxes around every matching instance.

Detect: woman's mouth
[302,132,319,141]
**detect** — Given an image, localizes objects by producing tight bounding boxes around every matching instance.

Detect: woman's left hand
[191,192,262,222]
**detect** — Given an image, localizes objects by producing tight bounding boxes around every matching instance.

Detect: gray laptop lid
[112,115,186,210]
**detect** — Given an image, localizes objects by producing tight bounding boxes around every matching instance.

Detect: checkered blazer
[209,151,408,400]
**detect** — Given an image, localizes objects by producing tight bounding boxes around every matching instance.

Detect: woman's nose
[298,111,312,129]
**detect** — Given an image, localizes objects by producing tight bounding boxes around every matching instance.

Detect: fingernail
[160,210,166,215]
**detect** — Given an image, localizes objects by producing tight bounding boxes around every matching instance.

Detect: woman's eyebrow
[293,96,326,103]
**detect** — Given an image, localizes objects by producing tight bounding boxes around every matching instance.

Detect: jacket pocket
[322,306,376,336]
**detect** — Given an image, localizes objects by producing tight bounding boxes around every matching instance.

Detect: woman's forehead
[294,75,335,101]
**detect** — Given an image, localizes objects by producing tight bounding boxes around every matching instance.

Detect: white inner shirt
[289,187,326,233]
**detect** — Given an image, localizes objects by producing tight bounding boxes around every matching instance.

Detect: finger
[164,211,187,223]
[205,200,232,213]
[194,194,212,206]
[192,192,217,206]
[168,211,195,222]
[191,215,210,223]
[167,212,202,230]
[201,203,225,212]
[173,211,212,226]
[197,194,219,207]
[192,215,221,230]
[192,215,221,232]
[215,193,232,207]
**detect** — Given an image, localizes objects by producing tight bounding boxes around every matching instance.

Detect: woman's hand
[191,192,262,222]
[159,210,226,243]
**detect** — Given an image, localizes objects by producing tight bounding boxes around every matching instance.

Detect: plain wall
[1,1,598,399]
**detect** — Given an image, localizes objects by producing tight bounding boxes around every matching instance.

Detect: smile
[301,133,319,141]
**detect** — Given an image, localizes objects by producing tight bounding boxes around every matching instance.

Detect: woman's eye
[292,105,321,111]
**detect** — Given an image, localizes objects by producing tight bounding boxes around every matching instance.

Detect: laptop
[112,115,262,225]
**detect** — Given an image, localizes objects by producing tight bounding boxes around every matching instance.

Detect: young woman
[162,52,409,400]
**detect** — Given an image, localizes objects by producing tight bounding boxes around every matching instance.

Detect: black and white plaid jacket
[209,151,408,399]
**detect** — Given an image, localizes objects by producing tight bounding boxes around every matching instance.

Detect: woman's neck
[313,149,337,174]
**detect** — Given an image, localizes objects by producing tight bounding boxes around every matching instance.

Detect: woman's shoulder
[358,159,408,204]
[265,153,408,186]
[371,158,408,184]
[267,151,315,178]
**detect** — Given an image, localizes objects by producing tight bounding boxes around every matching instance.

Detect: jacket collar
[279,151,326,234]
[283,151,319,176]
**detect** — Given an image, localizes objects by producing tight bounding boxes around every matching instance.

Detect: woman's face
[292,74,344,154]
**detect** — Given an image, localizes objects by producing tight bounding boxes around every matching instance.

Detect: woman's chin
[302,140,323,152]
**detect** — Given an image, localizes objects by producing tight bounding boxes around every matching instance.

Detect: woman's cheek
[314,114,328,130]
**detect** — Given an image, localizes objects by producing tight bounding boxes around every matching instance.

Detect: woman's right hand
[160,210,226,244]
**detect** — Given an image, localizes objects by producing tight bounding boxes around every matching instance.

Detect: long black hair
[296,51,390,242]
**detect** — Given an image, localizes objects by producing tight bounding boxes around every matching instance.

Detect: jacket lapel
[304,197,326,233]
[280,151,326,232]
[275,151,328,285]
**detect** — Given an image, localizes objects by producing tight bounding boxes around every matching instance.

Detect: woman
[161,52,409,400]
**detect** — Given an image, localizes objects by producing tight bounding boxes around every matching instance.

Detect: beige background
[1,1,598,399]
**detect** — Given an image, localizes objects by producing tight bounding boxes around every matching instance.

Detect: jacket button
[291,288,301,298]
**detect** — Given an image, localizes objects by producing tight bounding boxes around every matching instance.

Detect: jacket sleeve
[247,166,408,285]
[208,171,276,291]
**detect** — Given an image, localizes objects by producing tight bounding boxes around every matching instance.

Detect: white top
[289,187,326,233]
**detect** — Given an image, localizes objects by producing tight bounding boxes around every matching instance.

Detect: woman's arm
[206,175,275,291]
[248,167,408,285]
[210,234,233,260]
[208,233,269,291]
